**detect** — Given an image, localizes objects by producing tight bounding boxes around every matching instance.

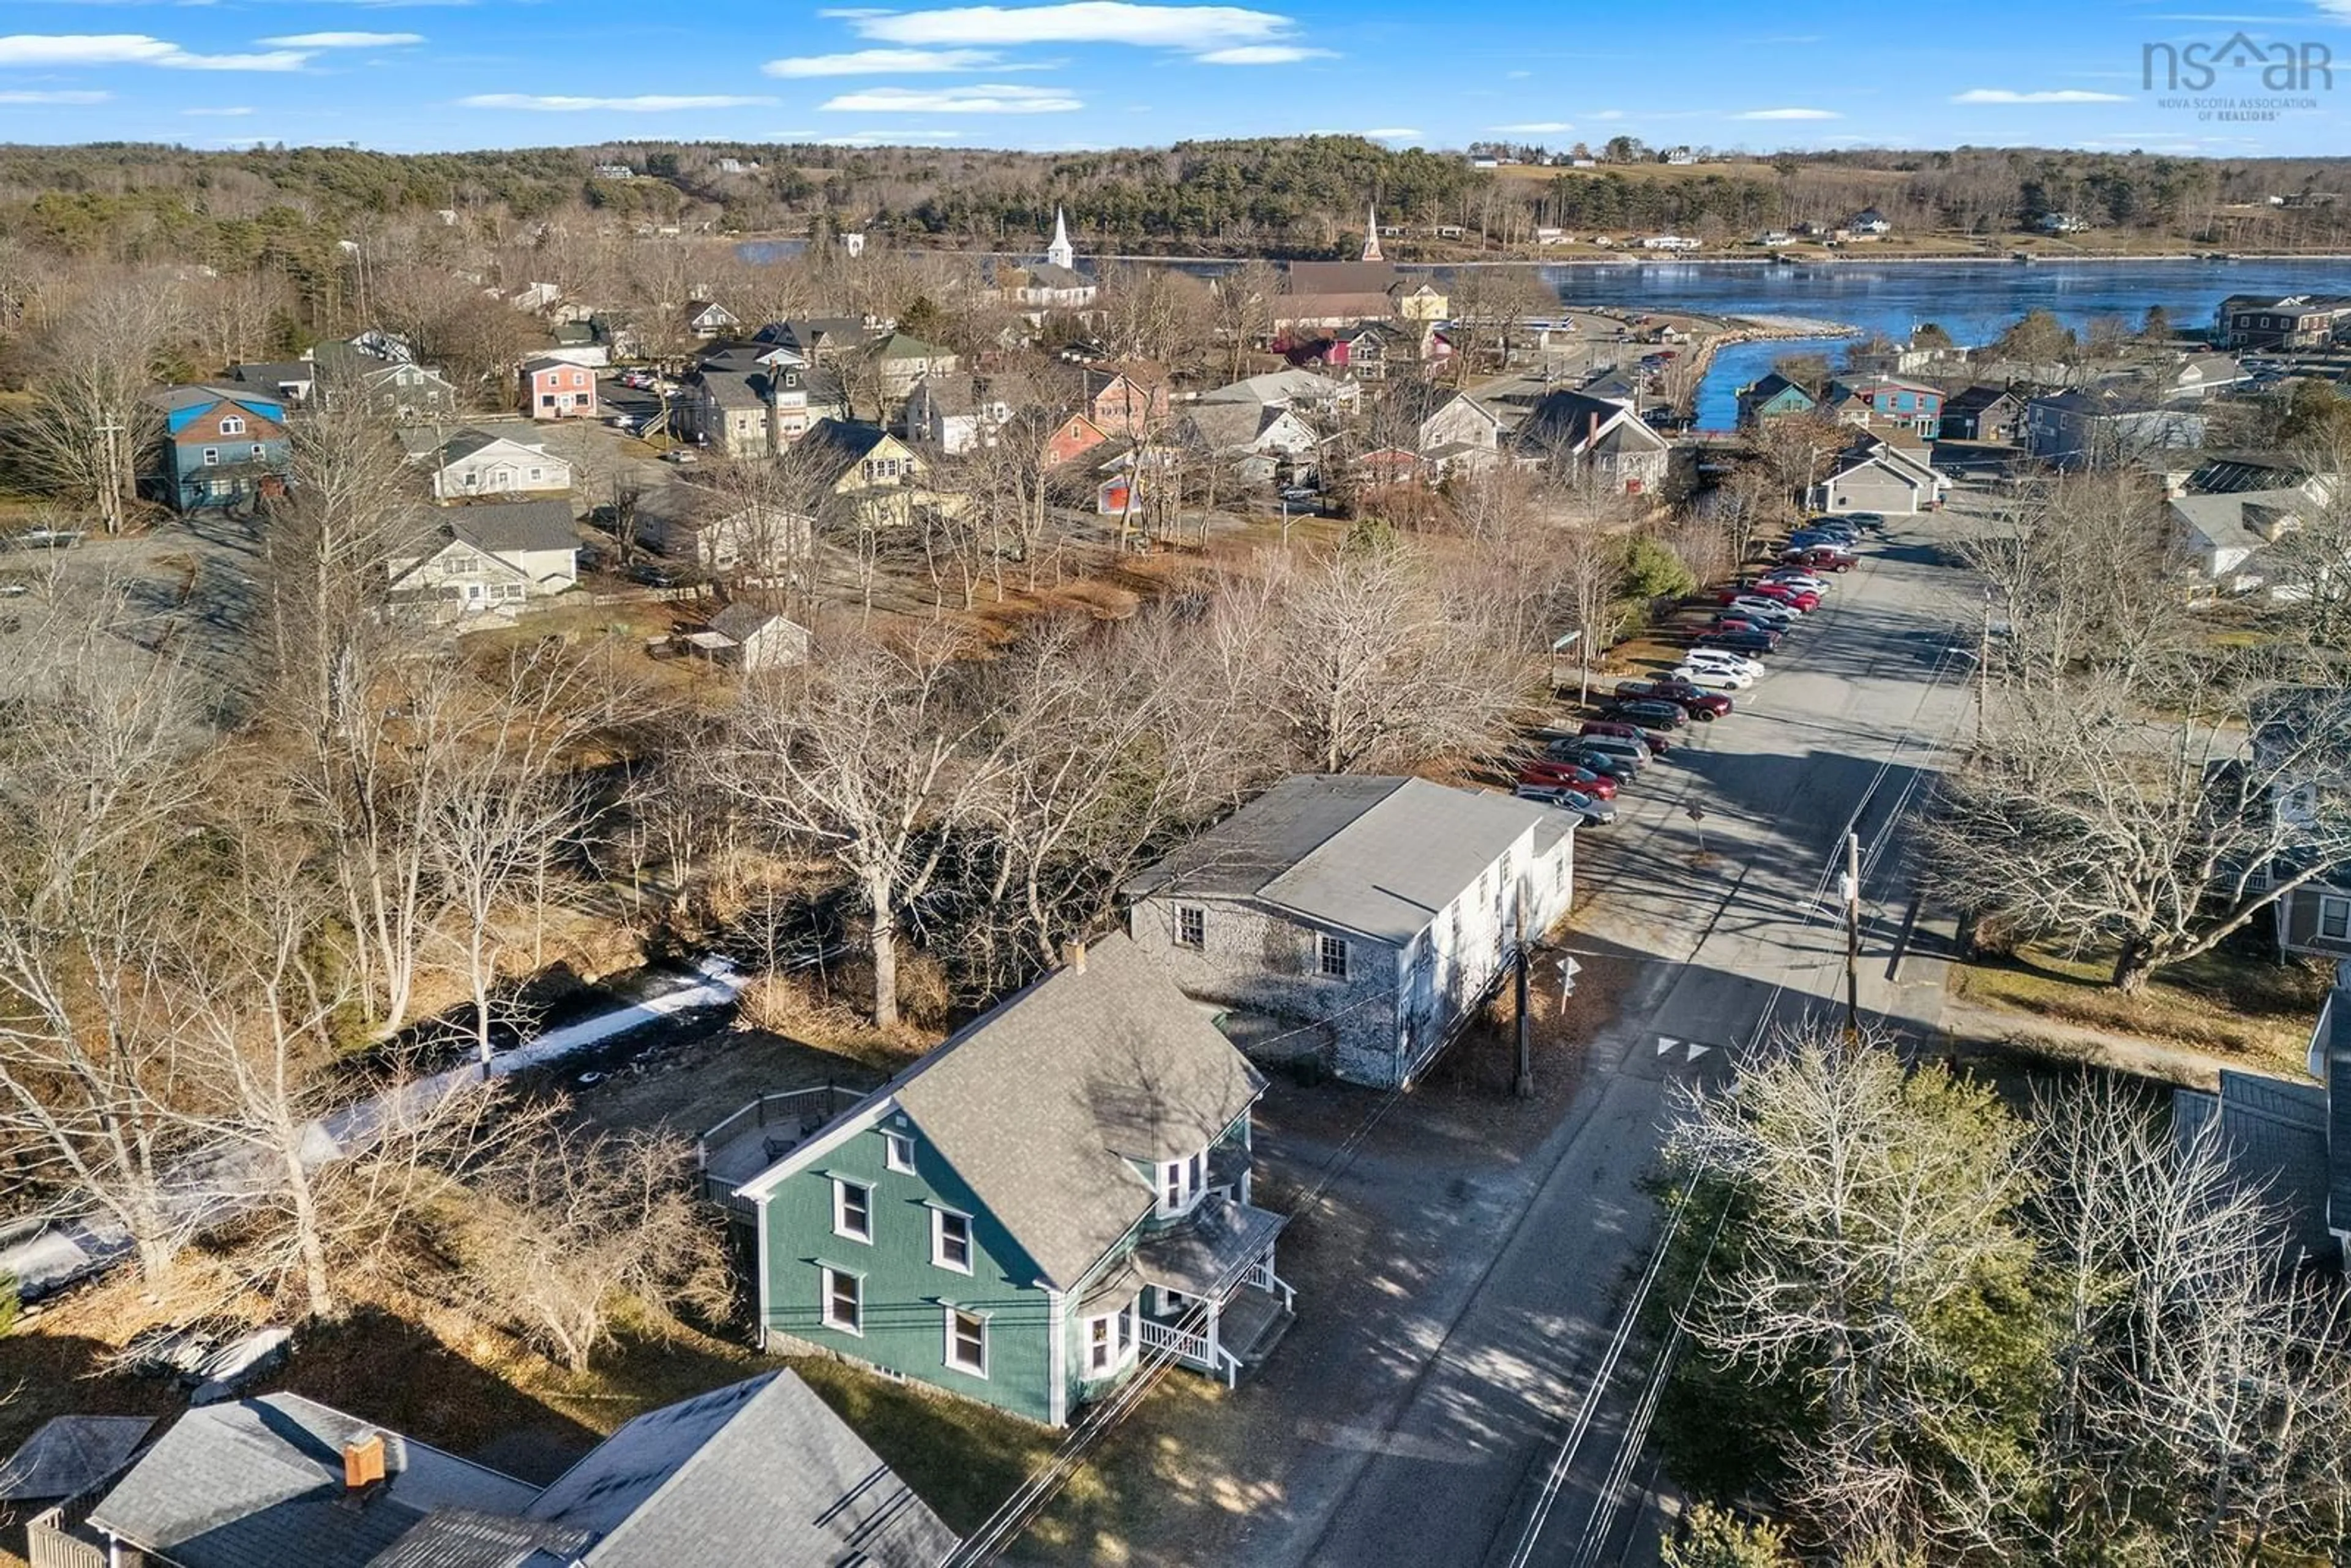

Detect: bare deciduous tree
[458,1123,731,1372]
[704,631,1008,1027]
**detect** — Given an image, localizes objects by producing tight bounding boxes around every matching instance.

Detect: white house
[387,500,578,617]
[904,376,1016,454]
[2172,478,2339,597]
[1123,775,1575,1089]
[635,481,812,577]
[1177,402,1322,486]
[1198,369,1360,419]
[406,427,572,501]
[1812,439,1950,515]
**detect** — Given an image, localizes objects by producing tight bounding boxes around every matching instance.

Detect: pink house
[522,356,597,420]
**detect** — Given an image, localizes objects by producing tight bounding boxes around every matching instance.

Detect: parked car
[1700,629,1780,656]
[1616,678,1733,719]
[1788,528,1858,550]
[1741,581,1820,610]
[1709,613,1783,639]
[1780,547,1855,571]
[619,370,658,390]
[6,527,84,550]
[1580,719,1671,757]
[630,563,680,588]
[1671,662,1752,691]
[1518,759,1619,799]
[1727,595,1801,623]
[1515,784,1617,827]
[1611,697,1689,730]
[1683,648,1766,680]
[1547,744,1641,780]
[660,448,698,465]
[1760,571,1829,595]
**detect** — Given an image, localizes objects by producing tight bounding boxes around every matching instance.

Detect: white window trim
[883,1130,915,1174]
[1157,1148,1209,1218]
[943,1305,989,1377]
[2321,894,2351,942]
[831,1177,872,1244]
[820,1265,864,1337]
[1082,1303,1136,1376]
[1174,904,1205,949]
[220,416,245,435]
[931,1206,974,1274]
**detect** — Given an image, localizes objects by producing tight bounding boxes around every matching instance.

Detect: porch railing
[1247,1251,1298,1314]
[1139,1315,1217,1373]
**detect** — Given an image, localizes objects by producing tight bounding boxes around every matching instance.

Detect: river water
[1536,258,2351,427]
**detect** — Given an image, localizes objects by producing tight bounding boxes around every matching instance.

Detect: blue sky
[1,0,2347,155]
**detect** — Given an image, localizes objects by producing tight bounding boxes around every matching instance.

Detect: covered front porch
[1133,1195,1298,1387]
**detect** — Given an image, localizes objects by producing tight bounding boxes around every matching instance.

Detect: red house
[521,356,597,420]
[1041,411,1111,468]
[1080,362,1170,435]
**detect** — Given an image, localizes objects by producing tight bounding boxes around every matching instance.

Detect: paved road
[1283,497,1989,1568]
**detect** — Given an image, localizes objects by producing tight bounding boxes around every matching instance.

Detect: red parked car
[1517,759,1619,799]
[1741,581,1820,611]
[1616,678,1733,721]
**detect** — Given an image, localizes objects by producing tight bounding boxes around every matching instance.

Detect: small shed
[702,603,811,673]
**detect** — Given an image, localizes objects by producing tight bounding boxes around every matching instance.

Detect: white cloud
[1491,119,1572,132]
[855,2,1292,50]
[1195,43,1330,62]
[820,82,1082,111]
[461,92,780,111]
[257,31,424,47]
[184,105,257,115]
[1733,107,1839,119]
[0,89,110,103]
[1358,127,1419,139]
[0,33,312,70]
[763,47,1002,74]
[1952,87,2128,103]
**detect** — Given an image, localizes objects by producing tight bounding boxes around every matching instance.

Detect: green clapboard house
[704,932,1297,1427]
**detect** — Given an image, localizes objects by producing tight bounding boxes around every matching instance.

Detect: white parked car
[1761,571,1828,595]
[1727,596,1801,624]
[1684,648,1766,680]
[1673,662,1753,690]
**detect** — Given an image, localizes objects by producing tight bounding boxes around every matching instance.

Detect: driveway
[1020,494,1992,1566]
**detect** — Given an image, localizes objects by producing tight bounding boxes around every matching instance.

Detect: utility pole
[1513,891,1534,1100]
[1975,587,1993,745]
[1843,830,1862,1039]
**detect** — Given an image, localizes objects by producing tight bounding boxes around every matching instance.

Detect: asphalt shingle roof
[444,500,577,555]
[88,1394,539,1568]
[1125,775,1567,948]
[0,1415,154,1502]
[526,1371,959,1568]
[817,933,1266,1290]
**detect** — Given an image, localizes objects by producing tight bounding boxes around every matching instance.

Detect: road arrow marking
[1657,1035,1681,1056]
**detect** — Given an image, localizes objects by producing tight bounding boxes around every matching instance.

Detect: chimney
[343,1432,387,1491]
[1061,939,1087,974]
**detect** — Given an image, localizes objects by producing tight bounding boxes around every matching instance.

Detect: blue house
[704,933,1296,1427]
[1734,371,1818,429]
[143,385,294,512]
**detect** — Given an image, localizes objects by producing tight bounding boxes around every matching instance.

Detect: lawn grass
[1949,940,2332,1078]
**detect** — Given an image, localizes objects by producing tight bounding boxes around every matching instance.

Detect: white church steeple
[1046,206,1074,271]
[1360,202,1383,263]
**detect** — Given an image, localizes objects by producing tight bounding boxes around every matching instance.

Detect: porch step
[1220,1284,1295,1372]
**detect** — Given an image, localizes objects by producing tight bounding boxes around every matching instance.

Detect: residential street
[1032,493,1991,1567]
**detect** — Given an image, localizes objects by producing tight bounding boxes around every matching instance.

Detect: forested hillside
[4,137,2347,270]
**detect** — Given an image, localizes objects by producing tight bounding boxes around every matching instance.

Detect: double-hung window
[944,1307,988,1375]
[1158,1149,1207,1217]
[832,1177,872,1243]
[2322,895,2351,942]
[932,1207,973,1273]
[1084,1305,1133,1375]
[201,447,220,467]
[820,1266,863,1335]
[1317,933,1350,980]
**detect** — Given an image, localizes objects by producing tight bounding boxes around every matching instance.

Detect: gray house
[61,1372,956,1568]
[1514,389,1671,495]
[1123,775,1576,1088]
[2255,688,2351,963]
[2023,388,2205,470]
